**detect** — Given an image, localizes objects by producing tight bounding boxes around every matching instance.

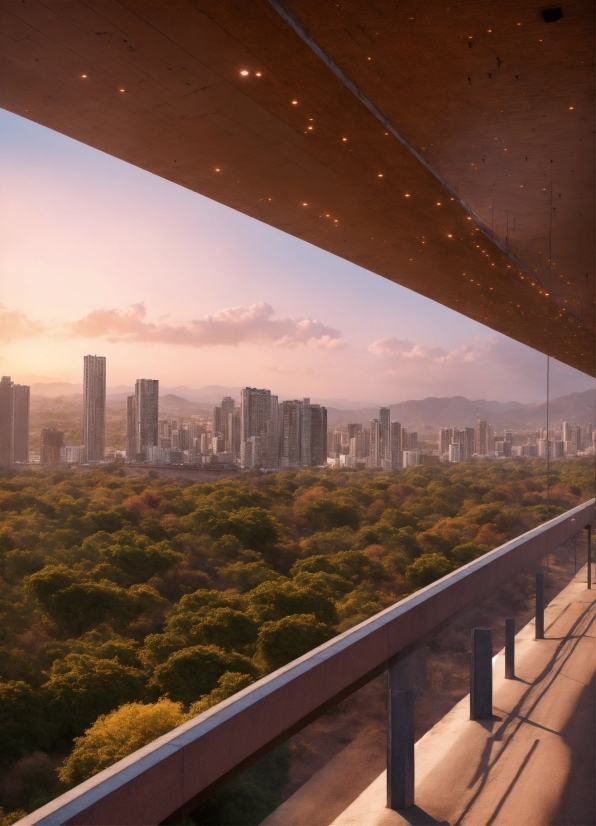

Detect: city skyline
[1,108,593,405]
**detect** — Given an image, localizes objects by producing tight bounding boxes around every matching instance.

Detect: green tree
[151,646,256,705]
[256,614,333,671]
[406,553,453,588]
[189,672,254,716]
[0,681,48,767]
[43,655,147,738]
[189,608,259,652]
[58,700,186,786]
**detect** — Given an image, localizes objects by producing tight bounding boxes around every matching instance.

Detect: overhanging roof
[1,0,593,373]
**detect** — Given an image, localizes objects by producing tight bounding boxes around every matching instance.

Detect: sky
[0,108,592,407]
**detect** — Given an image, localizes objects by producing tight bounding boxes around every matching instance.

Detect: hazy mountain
[159,394,211,414]
[326,390,594,430]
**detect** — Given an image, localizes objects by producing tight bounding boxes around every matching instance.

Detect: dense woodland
[0,458,593,824]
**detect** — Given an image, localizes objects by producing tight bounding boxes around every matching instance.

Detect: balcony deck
[264,569,595,826]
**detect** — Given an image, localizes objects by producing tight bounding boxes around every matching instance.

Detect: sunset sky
[0,107,591,406]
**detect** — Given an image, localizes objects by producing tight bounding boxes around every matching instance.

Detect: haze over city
[1,108,591,407]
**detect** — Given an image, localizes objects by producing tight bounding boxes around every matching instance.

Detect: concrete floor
[263,570,595,826]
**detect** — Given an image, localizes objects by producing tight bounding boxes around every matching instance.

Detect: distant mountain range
[30,388,595,431]
[325,390,595,430]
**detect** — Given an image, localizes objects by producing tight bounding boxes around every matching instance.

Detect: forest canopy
[0,458,592,823]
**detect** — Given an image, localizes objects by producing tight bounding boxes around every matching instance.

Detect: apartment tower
[128,379,159,461]
[83,355,106,462]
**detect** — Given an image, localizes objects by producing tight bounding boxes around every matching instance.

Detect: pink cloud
[67,302,344,349]
[368,336,482,365]
[0,304,46,342]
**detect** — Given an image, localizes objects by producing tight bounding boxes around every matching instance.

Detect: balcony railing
[19,499,595,826]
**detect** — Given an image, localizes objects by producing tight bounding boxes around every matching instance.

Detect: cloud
[67,302,344,349]
[368,336,483,366]
[367,333,593,402]
[0,304,46,342]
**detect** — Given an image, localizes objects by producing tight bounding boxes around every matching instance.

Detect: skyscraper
[302,402,327,467]
[240,387,273,468]
[0,376,14,466]
[41,428,64,465]
[0,378,31,466]
[281,400,303,468]
[439,428,450,457]
[83,355,106,462]
[126,395,136,460]
[474,416,488,456]
[221,397,235,451]
[390,421,402,469]
[13,384,30,462]
[379,407,391,467]
[133,379,159,461]
[370,419,381,468]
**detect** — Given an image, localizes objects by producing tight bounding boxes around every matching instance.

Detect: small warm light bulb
[342,137,347,141]
[447,234,453,238]
[307,126,313,130]
[81,74,88,78]
[302,202,308,206]
[569,106,574,110]
[405,193,411,197]
[240,70,249,76]
[119,88,125,92]
[255,72,262,77]
[215,168,220,172]
[436,202,441,206]
[378,173,384,177]
[292,100,298,105]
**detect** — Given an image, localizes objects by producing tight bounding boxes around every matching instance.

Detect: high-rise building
[83,355,106,462]
[487,424,496,453]
[41,428,64,465]
[228,408,241,459]
[133,379,159,461]
[0,376,14,466]
[212,406,222,436]
[220,397,235,451]
[463,427,475,461]
[370,419,381,468]
[379,407,391,467]
[241,388,271,442]
[302,403,327,467]
[126,396,136,460]
[281,400,303,468]
[240,388,275,468]
[439,428,451,457]
[347,423,362,441]
[0,378,31,466]
[474,416,488,456]
[13,384,30,462]
[390,421,402,469]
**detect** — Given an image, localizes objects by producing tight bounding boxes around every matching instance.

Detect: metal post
[470,628,492,720]
[505,618,515,679]
[587,524,592,590]
[387,689,415,810]
[386,651,423,811]
[535,572,545,639]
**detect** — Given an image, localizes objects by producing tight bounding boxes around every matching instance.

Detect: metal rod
[505,618,515,679]
[587,524,592,590]
[535,572,545,639]
[387,688,415,810]
[470,628,493,720]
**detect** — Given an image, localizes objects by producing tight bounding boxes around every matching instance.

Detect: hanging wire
[546,182,553,526]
